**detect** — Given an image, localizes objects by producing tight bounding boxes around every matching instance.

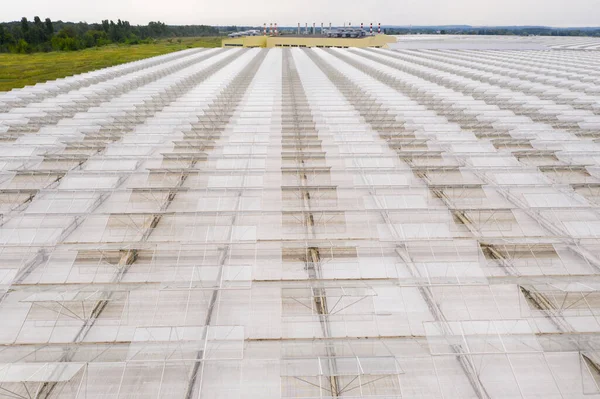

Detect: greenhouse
[1,41,600,397]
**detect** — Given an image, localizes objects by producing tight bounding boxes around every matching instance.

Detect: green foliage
[44,18,53,35]
[20,17,29,34]
[51,27,79,51]
[0,17,221,54]
[125,33,140,45]
[14,38,30,53]
[82,30,109,47]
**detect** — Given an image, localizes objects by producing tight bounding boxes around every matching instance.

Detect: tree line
[385,27,600,36]
[0,18,220,53]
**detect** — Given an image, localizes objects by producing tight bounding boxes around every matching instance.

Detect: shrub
[14,39,31,54]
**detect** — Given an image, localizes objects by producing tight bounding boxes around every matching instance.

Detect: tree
[15,38,30,53]
[20,17,29,32]
[0,25,16,51]
[51,27,79,51]
[20,17,29,39]
[147,21,169,37]
[82,30,108,47]
[0,18,220,54]
[108,20,120,42]
[30,16,47,45]
[44,18,54,35]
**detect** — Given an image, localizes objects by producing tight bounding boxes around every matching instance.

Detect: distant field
[0,36,222,92]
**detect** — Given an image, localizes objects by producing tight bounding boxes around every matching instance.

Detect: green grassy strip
[0,36,222,92]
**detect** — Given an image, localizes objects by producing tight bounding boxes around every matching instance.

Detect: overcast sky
[4,0,600,27]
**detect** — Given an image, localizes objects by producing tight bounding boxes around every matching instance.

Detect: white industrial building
[1,37,600,397]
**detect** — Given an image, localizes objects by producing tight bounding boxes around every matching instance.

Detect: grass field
[0,36,222,92]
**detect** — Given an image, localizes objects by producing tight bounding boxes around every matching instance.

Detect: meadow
[0,36,221,91]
